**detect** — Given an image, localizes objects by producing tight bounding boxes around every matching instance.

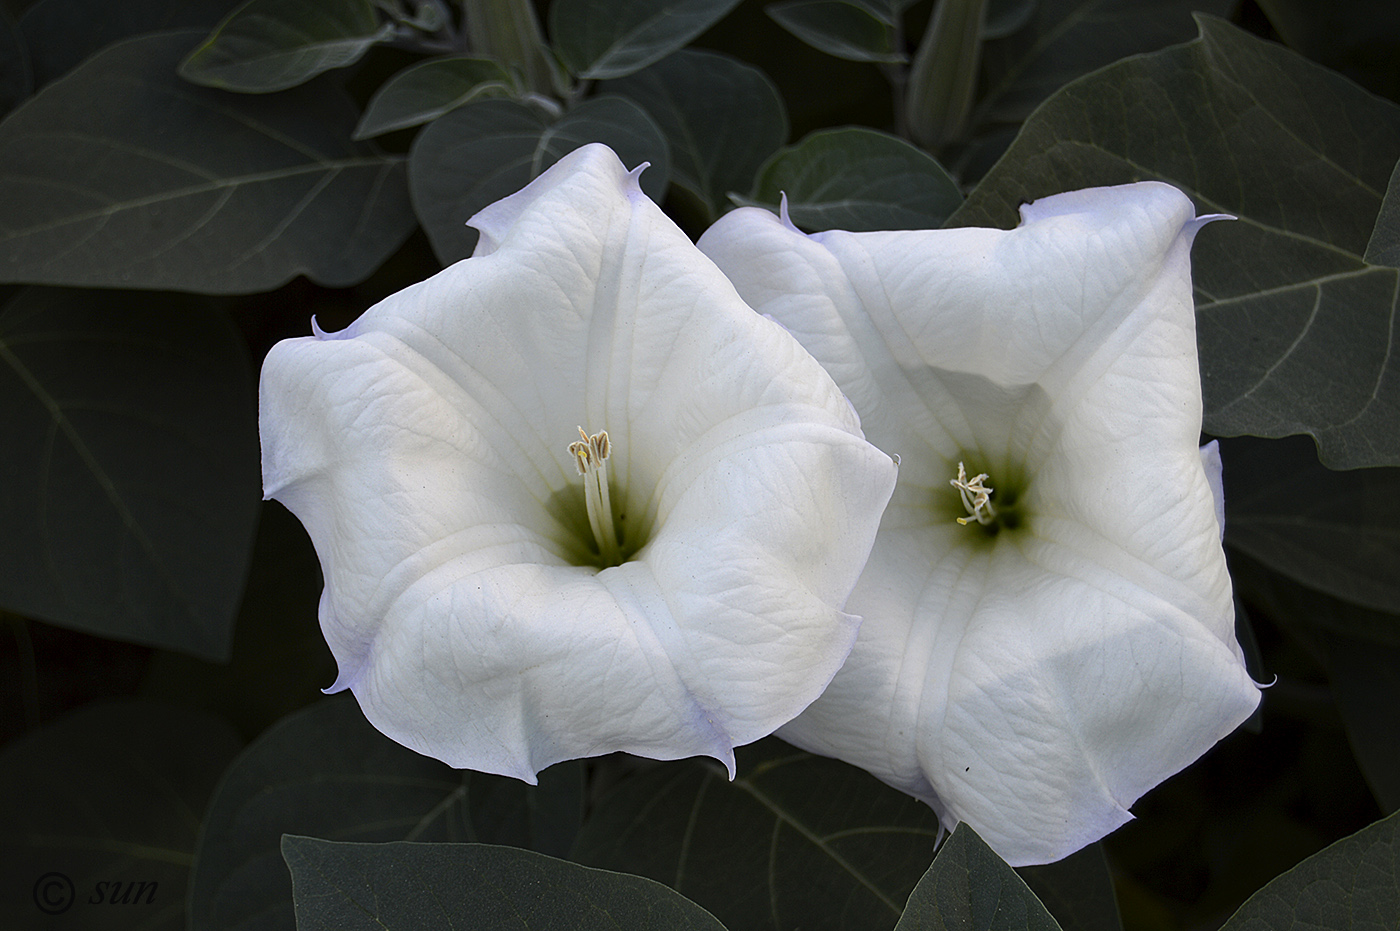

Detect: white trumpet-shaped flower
[259,144,897,782]
[699,184,1261,866]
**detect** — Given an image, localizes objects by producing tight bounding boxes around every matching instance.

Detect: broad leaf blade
[604,49,787,221]
[0,701,242,931]
[189,696,584,931]
[179,0,392,93]
[0,288,258,660]
[897,824,1062,931]
[951,16,1400,469]
[0,8,30,115]
[572,739,942,931]
[748,127,963,231]
[18,0,237,86]
[409,95,669,264]
[549,0,743,80]
[766,0,905,64]
[975,0,1233,125]
[1218,810,1399,931]
[0,31,415,293]
[1221,436,1400,615]
[353,55,514,139]
[282,838,727,931]
[1365,158,1400,267]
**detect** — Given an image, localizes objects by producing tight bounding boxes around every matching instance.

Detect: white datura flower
[698,184,1262,866]
[259,144,897,782]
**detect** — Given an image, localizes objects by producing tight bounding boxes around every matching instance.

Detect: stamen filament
[951,461,997,526]
[569,427,621,563]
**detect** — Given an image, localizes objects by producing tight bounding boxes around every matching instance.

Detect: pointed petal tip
[1186,212,1235,239]
[778,192,801,233]
[625,160,650,195]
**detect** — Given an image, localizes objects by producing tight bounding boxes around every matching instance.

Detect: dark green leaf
[0,31,415,293]
[1221,436,1400,616]
[353,55,514,139]
[283,838,727,931]
[189,696,583,931]
[766,1,904,64]
[572,739,942,931]
[1218,810,1400,931]
[409,95,669,264]
[18,0,236,86]
[0,700,242,931]
[549,0,743,80]
[1255,0,1400,103]
[897,824,1062,931]
[1365,158,1400,267]
[604,49,787,221]
[179,0,392,93]
[748,126,963,231]
[1016,844,1122,931]
[983,0,1035,40]
[0,8,30,114]
[976,0,1232,125]
[950,16,1400,469]
[1321,630,1400,813]
[0,288,257,660]
[139,502,336,740]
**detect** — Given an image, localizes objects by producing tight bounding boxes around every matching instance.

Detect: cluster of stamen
[569,427,620,563]
[951,462,996,526]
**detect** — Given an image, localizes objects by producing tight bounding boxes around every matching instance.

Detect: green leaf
[1321,630,1400,813]
[1016,844,1122,931]
[572,739,942,931]
[18,0,237,86]
[897,824,1062,931]
[549,0,743,80]
[353,55,514,139]
[0,8,30,115]
[408,95,670,264]
[983,0,1035,40]
[1218,810,1400,931]
[282,838,727,931]
[0,31,415,293]
[950,16,1400,469]
[0,700,242,931]
[189,696,584,931]
[1365,158,1400,267]
[976,0,1232,125]
[604,49,787,221]
[0,288,257,660]
[766,1,905,64]
[179,0,393,93]
[1220,436,1400,616]
[748,127,963,231]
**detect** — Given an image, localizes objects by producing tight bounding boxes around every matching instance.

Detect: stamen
[951,462,997,526]
[568,427,621,563]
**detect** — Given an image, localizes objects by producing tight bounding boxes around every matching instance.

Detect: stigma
[569,427,621,563]
[951,462,997,526]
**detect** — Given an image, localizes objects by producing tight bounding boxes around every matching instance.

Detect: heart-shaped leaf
[0,31,415,293]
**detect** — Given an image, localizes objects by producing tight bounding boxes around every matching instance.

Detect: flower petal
[699,183,1260,865]
[260,144,896,780]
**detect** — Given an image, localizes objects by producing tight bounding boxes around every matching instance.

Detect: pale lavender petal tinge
[699,183,1260,865]
[260,144,897,782]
